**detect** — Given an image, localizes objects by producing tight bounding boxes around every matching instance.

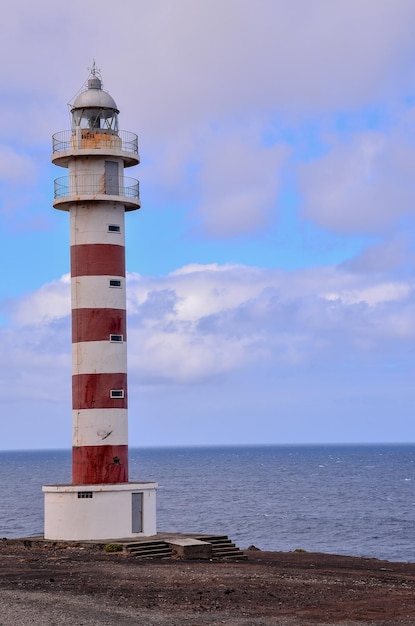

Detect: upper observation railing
[52,129,139,156]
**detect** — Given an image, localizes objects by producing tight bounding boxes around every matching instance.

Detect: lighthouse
[43,66,157,541]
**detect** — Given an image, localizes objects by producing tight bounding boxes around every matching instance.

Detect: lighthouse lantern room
[43,66,157,541]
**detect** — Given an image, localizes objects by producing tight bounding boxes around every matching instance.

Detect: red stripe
[72,308,127,343]
[73,373,128,409]
[71,244,125,277]
[72,444,128,484]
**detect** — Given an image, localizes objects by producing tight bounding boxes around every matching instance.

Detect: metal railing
[54,175,139,200]
[52,129,138,155]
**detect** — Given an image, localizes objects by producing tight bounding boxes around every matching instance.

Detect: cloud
[3,1,415,241]
[115,0,415,132]
[0,143,51,229]
[193,129,289,237]
[2,262,415,447]
[0,146,37,184]
[10,274,71,326]
[125,264,415,383]
[142,123,290,238]
[341,236,415,275]
[299,113,415,235]
[6,264,415,389]
[3,1,415,143]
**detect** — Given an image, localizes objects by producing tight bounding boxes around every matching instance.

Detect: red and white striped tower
[54,66,135,485]
[43,66,157,541]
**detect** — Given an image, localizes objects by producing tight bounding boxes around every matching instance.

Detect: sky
[2,0,415,449]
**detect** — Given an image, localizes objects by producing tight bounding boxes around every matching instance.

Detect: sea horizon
[1,441,414,453]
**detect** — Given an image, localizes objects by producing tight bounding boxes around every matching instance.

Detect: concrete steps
[125,534,247,561]
[193,534,247,561]
[125,540,173,559]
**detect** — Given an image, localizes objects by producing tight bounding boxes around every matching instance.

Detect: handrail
[52,129,138,155]
[54,175,139,200]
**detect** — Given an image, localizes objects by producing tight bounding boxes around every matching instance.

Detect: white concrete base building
[43,482,157,541]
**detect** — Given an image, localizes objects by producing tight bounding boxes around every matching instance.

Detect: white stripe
[72,341,127,375]
[70,203,126,246]
[72,408,128,447]
[72,275,126,310]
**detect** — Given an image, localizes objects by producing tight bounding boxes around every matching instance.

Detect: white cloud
[0,146,37,184]
[7,262,415,388]
[0,144,48,226]
[124,264,415,382]
[324,282,411,306]
[129,264,271,322]
[142,123,289,238]
[299,118,415,235]
[3,1,415,142]
[2,1,415,239]
[3,262,415,447]
[193,130,289,237]
[115,0,415,132]
[10,274,70,326]
[341,236,415,274]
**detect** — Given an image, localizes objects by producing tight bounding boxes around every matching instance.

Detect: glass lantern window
[72,108,118,132]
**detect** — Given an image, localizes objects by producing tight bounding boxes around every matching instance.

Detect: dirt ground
[1,539,415,625]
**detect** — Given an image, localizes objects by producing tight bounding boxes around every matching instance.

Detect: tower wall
[70,200,128,484]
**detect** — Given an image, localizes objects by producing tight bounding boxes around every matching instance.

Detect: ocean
[0,444,414,563]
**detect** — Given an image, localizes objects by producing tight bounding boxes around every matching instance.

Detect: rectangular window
[110,389,124,399]
[110,334,123,342]
[77,491,93,499]
[108,224,121,233]
[109,279,122,288]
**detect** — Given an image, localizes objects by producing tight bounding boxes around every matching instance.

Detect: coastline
[3,445,415,564]
[1,538,415,625]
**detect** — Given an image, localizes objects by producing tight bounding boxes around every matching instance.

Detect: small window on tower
[109,279,122,288]
[108,224,121,233]
[110,389,124,399]
[110,334,123,342]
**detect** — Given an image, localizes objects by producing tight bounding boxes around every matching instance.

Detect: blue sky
[2,0,415,449]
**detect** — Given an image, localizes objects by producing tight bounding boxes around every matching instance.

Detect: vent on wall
[109,279,122,288]
[110,334,123,342]
[110,389,124,398]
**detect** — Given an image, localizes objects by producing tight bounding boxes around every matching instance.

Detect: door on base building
[105,161,119,195]
[132,492,143,533]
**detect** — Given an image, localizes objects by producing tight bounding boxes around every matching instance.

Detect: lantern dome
[72,77,119,112]
[71,67,119,133]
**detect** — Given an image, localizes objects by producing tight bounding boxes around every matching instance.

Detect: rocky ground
[0,539,415,625]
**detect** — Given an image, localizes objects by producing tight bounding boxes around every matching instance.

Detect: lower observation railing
[54,175,139,200]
